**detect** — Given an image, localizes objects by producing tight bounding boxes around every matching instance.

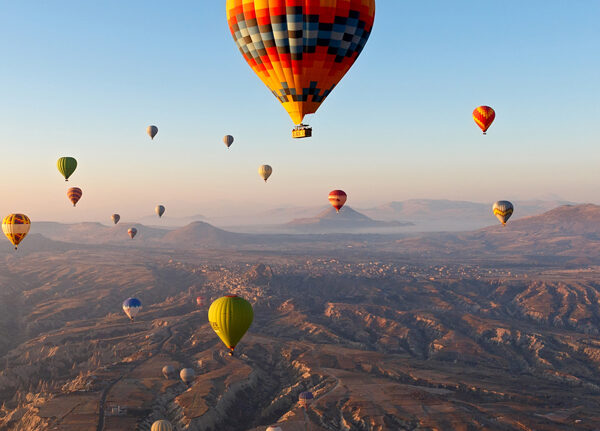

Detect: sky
[1,1,599,223]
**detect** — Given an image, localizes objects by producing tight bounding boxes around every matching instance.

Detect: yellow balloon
[2,214,31,250]
[151,420,173,431]
[208,295,253,355]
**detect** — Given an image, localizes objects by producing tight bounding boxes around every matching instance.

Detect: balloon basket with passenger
[292,124,312,139]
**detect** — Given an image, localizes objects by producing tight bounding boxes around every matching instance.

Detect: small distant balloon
[111,214,120,225]
[67,187,82,207]
[473,106,495,134]
[122,297,142,321]
[151,420,173,431]
[196,296,205,307]
[299,391,314,408]
[266,427,283,431]
[162,365,175,379]
[493,200,514,226]
[258,165,273,183]
[180,368,195,385]
[328,190,347,213]
[2,213,31,250]
[128,227,138,239]
[223,135,234,149]
[57,157,77,181]
[156,205,165,218]
[147,125,158,140]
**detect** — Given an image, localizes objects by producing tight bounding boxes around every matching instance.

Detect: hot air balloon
[196,296,205,307]
[473,106,495,134]
[147,125,158,140]
[162,365,175,379]
[299,391,314,408]
[67,187,82,207]
[2,214,31,250]
[111,214,120,225]
[258,165,273,183]
[122,297,142,321]
[226,0,376,138]
[266,427,283,431]
[328,190,347,213]
[180,368,195,385]
[493,200,514,226]
[151,420,173,431]
[223,135,234,149]
[57,157,77,181]
[156,205,165,218]
[208,295,254,356]
[128,227,137,239]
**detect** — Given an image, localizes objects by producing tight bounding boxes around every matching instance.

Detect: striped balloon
[328,190,347,213]
[223,135,234,148]
[151,420,173,431]
[226,0,376,126]
[67,187,83,207]
[493,200,513,226]
[2,213,31,250]
[473,106,495,134]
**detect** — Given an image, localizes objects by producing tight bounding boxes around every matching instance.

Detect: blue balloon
[122,297,142,321]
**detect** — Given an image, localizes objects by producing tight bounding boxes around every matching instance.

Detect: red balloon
[328,190,347,213]
[473,106,495,134]
[196,296,204,306]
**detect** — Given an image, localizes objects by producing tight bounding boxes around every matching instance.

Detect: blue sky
[1,1,598,222]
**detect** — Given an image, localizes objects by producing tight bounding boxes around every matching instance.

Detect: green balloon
[208,295,253,355]
[57,157,77,181]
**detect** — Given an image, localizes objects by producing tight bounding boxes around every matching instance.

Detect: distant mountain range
[11,204,600,264]
[285,206,412,233]
[206,198,576,233]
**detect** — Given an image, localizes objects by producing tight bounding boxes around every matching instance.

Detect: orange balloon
[328,190,347,213]
[473,106,495,134]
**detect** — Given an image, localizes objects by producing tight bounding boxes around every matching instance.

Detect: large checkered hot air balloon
[226,0,376,138]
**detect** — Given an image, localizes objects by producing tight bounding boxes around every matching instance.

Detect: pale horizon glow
[1,1,598,224]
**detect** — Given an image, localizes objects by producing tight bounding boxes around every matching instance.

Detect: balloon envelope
[208,295,253,354]
[473,106,495,134]
[328,190,347,212]
[266,427,283,431]
[258,165,273,182]
[162,365,175,379]
[493,200,514,225]
[57,157,77,181]
[2,214,31,250]
[111,214,120,225]
[226,0,376,125]
[128,228,137,239]
[180,368,195,384]
[151,420,173,431]
[147,125,158,139]
[223,135,234,148]
[156,205,165,218]
[122,297,142,321]
[67,187,83,207]
[299,391,314,407]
